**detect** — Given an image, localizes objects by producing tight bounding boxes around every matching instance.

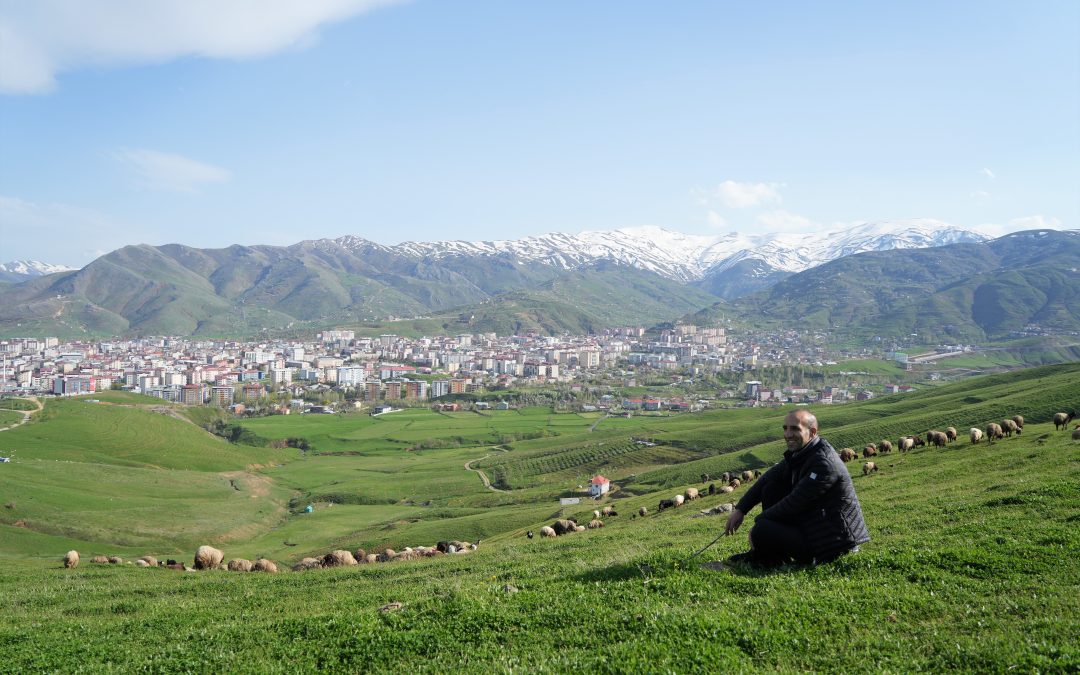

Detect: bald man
[723,409,869,568]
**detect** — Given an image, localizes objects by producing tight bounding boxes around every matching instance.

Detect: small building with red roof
[589,475,611,497]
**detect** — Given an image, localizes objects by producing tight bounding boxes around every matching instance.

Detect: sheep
[879,440,894,454]
[707,483,716,495]
[863,461,878,476]
[1072,428,1080,441]
[684,487,699,501]
[927,431,947,447]
[839,447,857,462]
[986,422,1004,443]
[253,558,278,573]
[292,557,323,572]
[135,559,150,567]
[552,519,577,535]
[1053,411,1075,430]
[91,555,109,564]
[602,505,617,517]
[700,473,710,483]
[1001,419,1018,437]
[658,498,675,511]
[944,428,957,443]
[365,553,379,563]
[63,550,79,569]
[741,470,756,483]
[323,550,358,567]
[540,526,557,538]
[593,509,601,519]
[638,506,648,517]
[587,519,604,529]
[898,437,915,453]
[719,485,734,494]
[1012,415,1024,430]
[193,546,223,570]
[912,434,925,447]
[354,548,367,563]
[720,472,732,484]
[227,558,254,572]
[139,556,157,567]
[673,494,685,507]
[863,444,878,458]
[526,530,534,539]
[108,556,122,565]
[728,478,741,489]
[969,427,983,444]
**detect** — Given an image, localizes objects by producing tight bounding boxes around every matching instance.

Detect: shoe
[725,551,754,565]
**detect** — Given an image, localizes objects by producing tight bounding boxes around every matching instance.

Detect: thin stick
[681,531,728,566]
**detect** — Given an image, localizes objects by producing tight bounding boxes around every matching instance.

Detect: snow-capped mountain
[0,260,73,282]
[324,219,988,285]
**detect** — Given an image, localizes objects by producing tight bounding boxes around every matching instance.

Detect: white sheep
[684,487,699,501]
[863,461,878,476]
[969,427,983,444]
[540,526,557,538]
[63,550,79,569]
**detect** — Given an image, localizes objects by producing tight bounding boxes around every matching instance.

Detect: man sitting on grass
[723,408,870,568]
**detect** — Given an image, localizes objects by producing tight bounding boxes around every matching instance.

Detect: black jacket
[736,435,870,561]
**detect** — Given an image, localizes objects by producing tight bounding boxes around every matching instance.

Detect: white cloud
[114,148,232,193]
[708,180,783,209]
[981,168,996,179]
[756,209,815,231]
[969,190,991,199]
[0,0,404,94]
[707,210,728,229]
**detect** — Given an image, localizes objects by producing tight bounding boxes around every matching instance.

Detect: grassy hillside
[0,408,1076,671]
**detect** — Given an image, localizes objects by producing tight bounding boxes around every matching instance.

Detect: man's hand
[725,508,744,536]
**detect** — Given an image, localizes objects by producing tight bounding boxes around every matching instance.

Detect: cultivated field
[0,365,1077,670]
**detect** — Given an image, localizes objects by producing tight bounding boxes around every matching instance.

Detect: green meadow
[0,365,1077,670]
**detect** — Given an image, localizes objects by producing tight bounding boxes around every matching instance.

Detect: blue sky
[1,0,1077,267]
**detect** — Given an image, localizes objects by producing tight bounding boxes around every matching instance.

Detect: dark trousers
[749,478,813,566]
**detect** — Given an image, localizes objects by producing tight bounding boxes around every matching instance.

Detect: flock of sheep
[841,410,1079,476]
[62,539,481,573]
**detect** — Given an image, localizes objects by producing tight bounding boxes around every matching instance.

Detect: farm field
[0,364,1077,670]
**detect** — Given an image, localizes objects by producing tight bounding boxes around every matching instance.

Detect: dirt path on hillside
[465,448,509,493]
[0,396,42,433]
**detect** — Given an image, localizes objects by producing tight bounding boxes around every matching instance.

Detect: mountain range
[0,260,73,283]
[0,222,1075,341]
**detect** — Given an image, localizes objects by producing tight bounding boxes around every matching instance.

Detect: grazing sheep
[879,440,894,454]
[139,556,157,567]
[700,473,710,483]
[135,559,150,567]
[365,553,379,564]
[587,519,604,529]
[728,478,741,489]
[193,546,223,571]
[1001,419,1018,437]
[912,435,925,448]
[720,472,732,484]
[1012,415,1024,430]
[227,559,254,572]
[741,470,755,483]
[658,498,675,511]
[292,557,323,572]
[708,483,716,495]
[91,555,109,564]
[593,509,601,519]
[602,505,617,517]
[63,550,79,569]
[969,427,983,444]
[719,485,735,494]
[926,431,947,448]
[863,445,878,458]
[863,461,878,476]
[108,556,122,565]
[986,422,1004,443]
[899,437,915,453]
[839,447,857,462]
[684,487,699,501]
[944,428,957,443]
[552,519,577,535]
[526,530,534,539]
[354,548,367,563]
[323,550,358,567]
[1053,411,1075,430]
[673,494,685,507]
[1072,428,1080,441]
[540,526,557,538]
[253,558,278,573]
[638,506,648,517]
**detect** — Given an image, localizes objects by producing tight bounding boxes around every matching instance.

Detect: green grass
[0,423,1076,672]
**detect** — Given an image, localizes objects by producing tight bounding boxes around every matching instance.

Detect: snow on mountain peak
[0,260,73,277]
